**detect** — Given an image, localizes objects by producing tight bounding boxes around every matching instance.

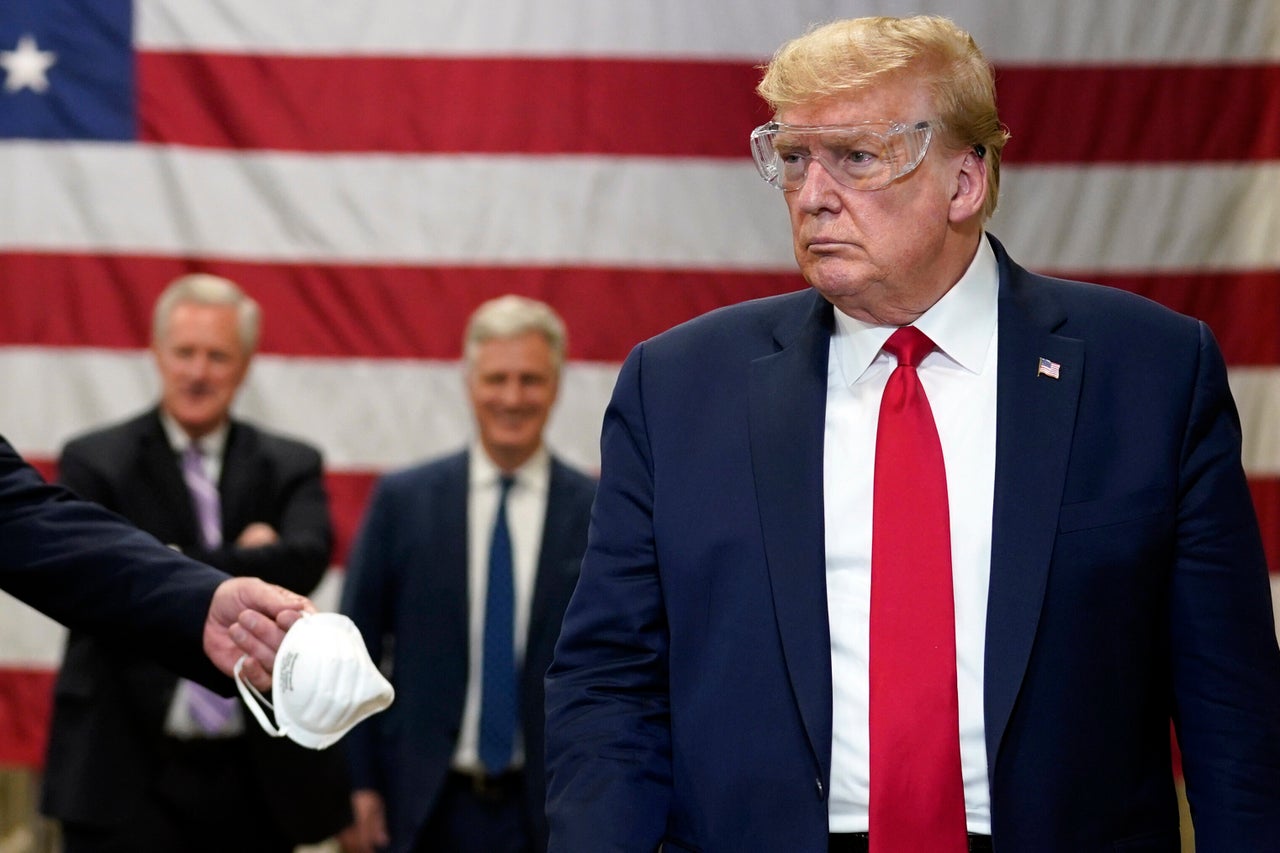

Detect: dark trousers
[412,770,533,853]
[61,736,292,853]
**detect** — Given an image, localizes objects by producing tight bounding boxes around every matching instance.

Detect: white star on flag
[1,34,57,94]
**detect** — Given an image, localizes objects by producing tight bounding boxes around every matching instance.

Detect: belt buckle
[468,770,507,800]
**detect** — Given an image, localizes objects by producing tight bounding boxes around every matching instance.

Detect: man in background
[341,295,596,853]
[41,274,352,852]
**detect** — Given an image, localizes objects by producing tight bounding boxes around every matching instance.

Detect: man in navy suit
[342,295,596,853]
[545,15,1280,853]
[41,274,351,853]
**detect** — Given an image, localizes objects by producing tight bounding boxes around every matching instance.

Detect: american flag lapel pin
[1037,357,1061,379]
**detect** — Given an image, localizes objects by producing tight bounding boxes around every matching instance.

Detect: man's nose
[497,379,523,406]
[184,354,212,381]
[793,156,843,211]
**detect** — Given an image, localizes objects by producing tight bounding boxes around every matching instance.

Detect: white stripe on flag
[8,142,1280,273]
[0,348,617,474]
[136,0,1280,63]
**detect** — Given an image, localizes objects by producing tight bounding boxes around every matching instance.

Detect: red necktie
[868,326,967,852]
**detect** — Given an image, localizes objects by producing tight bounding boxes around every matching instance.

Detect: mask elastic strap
[233,654,288,739]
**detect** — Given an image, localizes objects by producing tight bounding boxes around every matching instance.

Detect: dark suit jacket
[545,235,1280,853]
[0,435,224,682]
[40,410,351,843]
[341,449,596,853]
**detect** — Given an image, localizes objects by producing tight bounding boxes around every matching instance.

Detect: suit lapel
[138,411,202,547]
[437,451,472,647]
[219,421,255,540]
[749,291,835,780]
[984,239,1083,769]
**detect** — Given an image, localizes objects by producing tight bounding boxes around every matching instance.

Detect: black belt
[829,832,992,853]
[446,768,524,801]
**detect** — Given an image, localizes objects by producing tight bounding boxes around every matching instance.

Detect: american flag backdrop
[0,0,1276,765]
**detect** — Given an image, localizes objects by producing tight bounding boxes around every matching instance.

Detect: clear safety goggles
[749,119,938,192]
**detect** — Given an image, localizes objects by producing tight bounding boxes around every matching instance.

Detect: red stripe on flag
[326,470,377,566]
[0,668,55,767]
[138,53,773,157]
[1250,477,1280,576]
[996,64,1280,163]
[1075,270,1280,366]
[2,252,1278,365]
[137,53,1280,163]
[0,252,805,362]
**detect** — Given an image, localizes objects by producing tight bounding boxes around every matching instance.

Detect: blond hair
[757,15,1010,220]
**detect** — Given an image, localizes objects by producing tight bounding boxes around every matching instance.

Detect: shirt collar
[159,410,229,459]
[832,234,999,385]
[469,442,551,492]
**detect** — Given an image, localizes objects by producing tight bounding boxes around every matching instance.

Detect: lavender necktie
[180,442,239,734]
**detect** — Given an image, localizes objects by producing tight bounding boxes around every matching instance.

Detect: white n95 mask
[234,611,394,750]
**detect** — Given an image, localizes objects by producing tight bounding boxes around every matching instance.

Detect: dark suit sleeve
[1169,323,1280,843]
[188,440,332,595]
[0,436,225,683]
[545,346,673,851]
[339,475,397,792]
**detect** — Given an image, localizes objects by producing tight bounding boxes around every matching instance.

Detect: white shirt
[159,412,227,487]
[452,444,551,772]
[825,236,998,832]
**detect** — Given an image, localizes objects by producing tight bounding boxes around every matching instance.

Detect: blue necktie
[479,474,517,774]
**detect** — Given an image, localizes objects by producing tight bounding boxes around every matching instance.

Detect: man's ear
[949,149,988,223]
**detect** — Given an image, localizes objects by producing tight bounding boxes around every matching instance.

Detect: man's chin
[805,269,873,301]
[171,409,223,436]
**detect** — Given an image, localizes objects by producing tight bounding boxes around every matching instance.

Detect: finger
[275,608,309,631]
[233,649,271,691]
[229,620,282,689]
[238,609,289,652]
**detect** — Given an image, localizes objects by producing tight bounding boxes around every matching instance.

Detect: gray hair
[152,273,262,354]
[464,295,567,371]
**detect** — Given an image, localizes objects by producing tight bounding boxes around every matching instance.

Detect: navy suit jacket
[341,449,596,853]
[545,235,1280,853]
[40,410,350,843]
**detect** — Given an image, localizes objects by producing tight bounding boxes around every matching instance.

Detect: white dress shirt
[825,236,999,832]
[452,444,551,772]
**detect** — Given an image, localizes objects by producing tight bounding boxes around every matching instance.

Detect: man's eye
[834,146,880,168]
